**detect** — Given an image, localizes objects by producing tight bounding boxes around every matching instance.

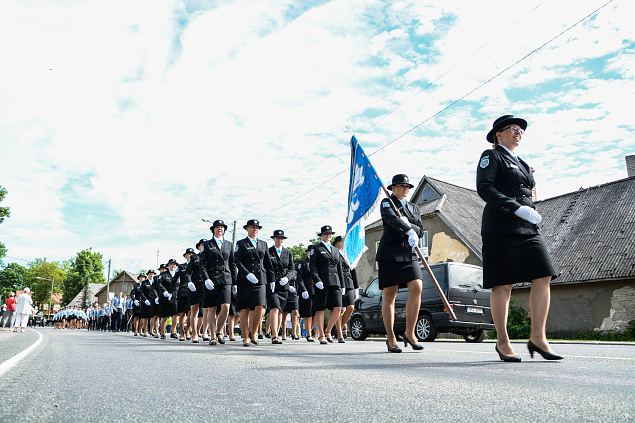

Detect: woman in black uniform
[333,236,359,340]
[139,270,158,337]
[376,174,424,353]
[187,239,206,343]
[310,225,345,344]
[234,219,275,347]
[130,274,144,336]
[156,259,179,339]
[175,250,194,341]
[297,245,316,342]
[477,115,561,362]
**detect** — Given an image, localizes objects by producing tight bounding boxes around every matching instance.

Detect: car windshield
[448,265,483,289]
[366,279,380,297]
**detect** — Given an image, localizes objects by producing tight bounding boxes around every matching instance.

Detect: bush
[572,321,635,342]
[488,299,530,339]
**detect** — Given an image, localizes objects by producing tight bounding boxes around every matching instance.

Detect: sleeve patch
[382,200,391,208]
[479,156,490,168]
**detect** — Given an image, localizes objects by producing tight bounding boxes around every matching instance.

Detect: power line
[261,0,615,219]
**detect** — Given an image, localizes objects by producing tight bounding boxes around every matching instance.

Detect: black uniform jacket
[376,194,424,263]
[186,253,205,290]
[139,279,158,302]
[476,145,539,236]
[310,242,345,289]
[130,283,142,307]
[341,258,359,290]
[296,258,314,296]
[268,246,297,293]
[174,263,190,300]
[199,239,238,286]
[156,271,178,304]
[234,238,275,287]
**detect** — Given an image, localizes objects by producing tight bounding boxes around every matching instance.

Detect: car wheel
[416,315,438,342]
[349,317,368,341]
[463,329,485,343]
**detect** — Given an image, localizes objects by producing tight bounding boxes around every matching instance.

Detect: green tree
[0,262,28,297]
[0,186,10,263]
[63,248,105,305]
[25,259,66,308]
[287,244,308,263]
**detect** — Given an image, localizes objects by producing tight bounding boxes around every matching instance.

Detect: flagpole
[380,186,458,321]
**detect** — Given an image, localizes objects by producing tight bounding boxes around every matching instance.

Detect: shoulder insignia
[479,155,490,168]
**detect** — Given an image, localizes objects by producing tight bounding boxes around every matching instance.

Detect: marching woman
[199,220,238,346]
[186,239,206,343]
[234,219,275,347]
[310,225,345,344]
[477,115,561,362]
[156,259,179,339]
[139,270,158,337]
[333,236,359,340]
[150,265,166,338]
[130,274,144,336]
[174,251,193,341]
[297,245,316,341]
[376,174,424,353]
[267,229,296,344]
[281,273,300,341]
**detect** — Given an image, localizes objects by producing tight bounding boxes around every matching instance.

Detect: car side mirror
[359,288,368,298]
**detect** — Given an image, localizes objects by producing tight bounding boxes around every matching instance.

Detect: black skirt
[139,305,152,318]
[325,287,342,310]
[159,302,177,318]
[188,288,204,306]
[284,294,298,312]
[377,258,422,290]
[314,287,327,311]
[177,298,189,314]
[237,285,266,310]
[482,233,557,288]
[342,289,355,307]
[267,291,288,312]
[229,294,240,316]
[203,285,232,308]
[298,296,314,318]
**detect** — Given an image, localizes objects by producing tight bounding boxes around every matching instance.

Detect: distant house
[359,161,635,336]
[95,271,138,305]
[67,283,106,308]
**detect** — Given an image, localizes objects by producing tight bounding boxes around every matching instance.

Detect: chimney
[627,155,635,178]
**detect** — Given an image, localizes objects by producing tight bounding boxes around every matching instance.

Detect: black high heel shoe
[527,340,563,360]
[386,340,402,353]
[495,344,521,362]
[403,335,424,351]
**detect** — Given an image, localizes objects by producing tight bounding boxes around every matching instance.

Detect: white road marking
[431,348,635,361]
[0,329,44,377]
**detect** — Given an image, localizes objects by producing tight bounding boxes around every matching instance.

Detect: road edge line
[0,329,43,378]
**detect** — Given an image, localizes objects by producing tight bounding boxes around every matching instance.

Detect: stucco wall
[512,279,635,336]
[357,214,482,289]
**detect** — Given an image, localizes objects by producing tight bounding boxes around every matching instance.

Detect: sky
[1,0,633,278]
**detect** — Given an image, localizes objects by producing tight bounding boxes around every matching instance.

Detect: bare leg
[326,306,342,339]
[251,306,265,341]
[240,309,250,344]
[202,308,210,339]
[340,305,355,334]
[381,286,399,348]
[529,276,553,352]
[207,307,217,341]
[314,311,325,340]
[405,279,422,341]
[292,311,300,338]
[269,309,280,341]
[189,304,200,341]
[216,304,229,338]
[304,316,313,339]
[491,284,516,355]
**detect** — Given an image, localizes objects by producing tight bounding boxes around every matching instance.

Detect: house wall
[512,279,635,336]
[357,214,483,289]
[96,281,134,305]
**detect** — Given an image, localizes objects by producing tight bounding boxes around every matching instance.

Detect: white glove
[154,298,159,305]
[187,282,196,292]
[246,273,258,284]
[205,279,215,290]
[279,277,289,286]
[301,291,309,300]
[514,205,542,224]
[354,290,360,300]
[400,216,411,227]
[269,282,275,292]
[406,228,419,249]
[232,285,237,295]
[134,300,139,306]
[144,300,150,306]
[167,293,172,301]
[342,288,346,296]
[289,286,296,294]
[315,281,324,290]
[163,291,170,298]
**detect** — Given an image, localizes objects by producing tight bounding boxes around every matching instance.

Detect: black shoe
[170,333,178,339]
[134,333,138,336]
[495,344,522,362]
[338,338,345,344]
[265,332,272,339]
[272,337,282,345]
[229,337,236,342]
[209,338,217,346]
[217,334,226,345]
[160,335,166,339]
[202,337,210,342]
[251,338,259,346]
[306,336,315,342]
[258,334,264,340]
[527,340,563,360]
[403,335,424,351]
[243,341,250,347]
[386,340,402,353]
[192,339,200,344]
[326,336,334,343]
[186,336,191,341]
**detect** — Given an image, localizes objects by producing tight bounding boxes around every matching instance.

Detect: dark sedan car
[349,262,494,342]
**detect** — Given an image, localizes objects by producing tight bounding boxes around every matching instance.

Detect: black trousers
[111,311,122,332]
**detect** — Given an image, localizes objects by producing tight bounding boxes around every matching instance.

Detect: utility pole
[231,220,237,246]
[156,249,159,269]
[106,259,111,300]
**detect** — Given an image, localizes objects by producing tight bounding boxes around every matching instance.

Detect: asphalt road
[0,328,633,422]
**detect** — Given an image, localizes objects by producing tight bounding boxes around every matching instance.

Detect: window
[366,279,380,297]
[419,230,429,256]
[415,184,440,205]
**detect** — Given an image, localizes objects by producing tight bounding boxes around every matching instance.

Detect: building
[95,271,138,305]
[359,159,635,336]
[67,283,106,308]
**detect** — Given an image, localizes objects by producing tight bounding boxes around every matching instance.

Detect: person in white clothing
[12,288,34,332]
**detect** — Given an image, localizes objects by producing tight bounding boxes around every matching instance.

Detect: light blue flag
[344,136,383,269]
